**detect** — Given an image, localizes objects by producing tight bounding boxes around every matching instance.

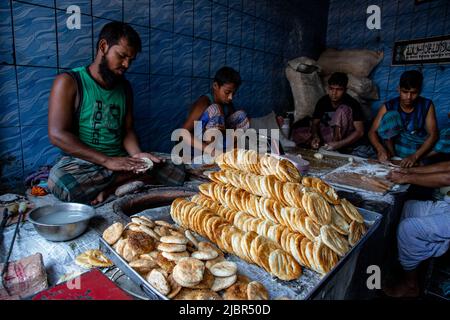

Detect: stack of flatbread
[171,198,302,281]
[173,149,367,276]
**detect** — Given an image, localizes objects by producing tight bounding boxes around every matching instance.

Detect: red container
[32,269,133,300]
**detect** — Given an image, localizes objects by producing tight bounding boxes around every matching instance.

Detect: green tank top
[71,66,127,157]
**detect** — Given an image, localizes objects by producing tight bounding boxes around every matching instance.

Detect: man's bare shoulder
[48,72,77,114]
[53,72,77,89]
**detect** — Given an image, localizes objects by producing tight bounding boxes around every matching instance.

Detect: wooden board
[287,147,350,176]
[322,160,399,195]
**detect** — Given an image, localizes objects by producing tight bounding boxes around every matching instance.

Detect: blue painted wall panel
[327,0,450,128]
[1,0,328,191]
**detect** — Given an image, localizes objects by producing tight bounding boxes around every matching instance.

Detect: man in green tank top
[47,22,163,205]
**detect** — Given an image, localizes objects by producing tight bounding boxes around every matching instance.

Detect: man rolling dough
[385,161,450,297]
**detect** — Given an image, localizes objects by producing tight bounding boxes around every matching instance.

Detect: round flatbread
[129,258,157,274]
[172,257,205,287]
[167,274,182,299]
[102,222,124,245]
[185,230,199,247]
[209,261,237,277]
[127,231,156,255]
[174,288,222,300]
[191,250,219,260]
[146,269,170,296]
[191,268,215,290]
[211,274,237,292]
[222,276,249,300]
[139,225,160,241]
[161,251,190,262]
[205,256,226,270]
[155,220,173,228]
[153,252,175,274]
[131,217,154,228]
[247,281,269,300]
[157,243,187,253]
[160,235,188,245]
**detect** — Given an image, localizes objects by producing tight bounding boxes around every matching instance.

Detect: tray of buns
[99,150,383,300]
[99,209,275,300]
[99,204,380,300]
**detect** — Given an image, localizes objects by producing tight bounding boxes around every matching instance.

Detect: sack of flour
[322,74,379,100]
[318,48,384,78]
[286,57,325,122]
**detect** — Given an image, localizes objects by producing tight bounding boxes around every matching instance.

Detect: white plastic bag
[285,57,325,123]
[317,48,384,78]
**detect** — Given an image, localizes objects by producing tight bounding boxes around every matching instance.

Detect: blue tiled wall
[327,0,450,128]
[0,0,329,192]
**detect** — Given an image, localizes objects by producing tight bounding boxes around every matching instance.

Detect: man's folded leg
[48,156,116,204]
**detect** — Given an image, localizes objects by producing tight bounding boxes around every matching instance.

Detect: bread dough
[314,153,323,160]
[136,157,154,173]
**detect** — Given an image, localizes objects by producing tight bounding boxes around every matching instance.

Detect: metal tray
[99,237,168,300]
[100,205,382,300]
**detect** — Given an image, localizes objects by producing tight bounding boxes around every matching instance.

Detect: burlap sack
[322,74,379,100]
[317,48,384,78]
[286,57,325,122]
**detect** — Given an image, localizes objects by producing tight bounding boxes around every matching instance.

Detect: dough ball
[314,153,324,160]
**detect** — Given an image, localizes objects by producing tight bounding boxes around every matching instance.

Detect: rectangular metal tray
[100,205,382,300]
[99,237,168,300]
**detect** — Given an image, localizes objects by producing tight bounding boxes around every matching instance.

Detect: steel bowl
[28,203,95,242]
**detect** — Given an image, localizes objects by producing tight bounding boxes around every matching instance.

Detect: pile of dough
[135,157,154,173]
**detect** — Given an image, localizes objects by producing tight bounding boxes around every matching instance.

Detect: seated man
[385,162,450,297]
[368,70,448,168]
[292,72,365,152]
[181,67,250,157]
[47,22,174,205]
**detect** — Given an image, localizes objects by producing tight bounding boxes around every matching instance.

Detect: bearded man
[47,22,170,205]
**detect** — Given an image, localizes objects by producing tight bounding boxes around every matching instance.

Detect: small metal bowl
[28,203,95,242]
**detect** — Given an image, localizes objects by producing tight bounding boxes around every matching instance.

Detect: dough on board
[314,153,324,160]
[136,157,154,173]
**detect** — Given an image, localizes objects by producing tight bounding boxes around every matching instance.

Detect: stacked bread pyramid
[170,149,367,279]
